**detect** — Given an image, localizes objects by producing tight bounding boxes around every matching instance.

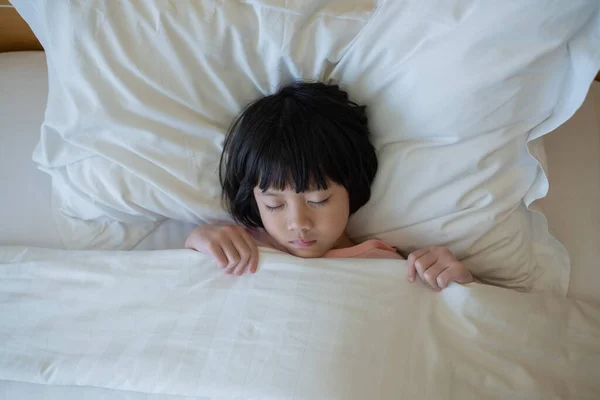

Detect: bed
[1,1,600,399]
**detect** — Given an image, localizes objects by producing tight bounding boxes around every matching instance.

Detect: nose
[287,204,313,232]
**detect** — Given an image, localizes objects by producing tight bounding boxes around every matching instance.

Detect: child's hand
[406,246,473,291]
[185,225,258,275]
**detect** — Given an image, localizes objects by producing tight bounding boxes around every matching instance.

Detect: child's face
[253,182,351,257]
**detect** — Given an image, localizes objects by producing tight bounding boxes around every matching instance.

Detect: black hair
[219,81,378,228]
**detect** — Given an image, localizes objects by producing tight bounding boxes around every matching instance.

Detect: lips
[290,240,316,248]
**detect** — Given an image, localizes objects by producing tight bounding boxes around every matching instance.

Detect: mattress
[537,85,600,304]
[1,51,599,302]
[0,52,60,249]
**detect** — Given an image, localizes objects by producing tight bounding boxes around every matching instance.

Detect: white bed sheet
[1,247,599,399]
[1,51,599,301]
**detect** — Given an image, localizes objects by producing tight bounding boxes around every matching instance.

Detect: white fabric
[0,381,208,400]
[334,0,599,295]
[1,247,600,399]
[10,0,600,293]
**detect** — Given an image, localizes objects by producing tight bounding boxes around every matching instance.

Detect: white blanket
[0,247,599,399]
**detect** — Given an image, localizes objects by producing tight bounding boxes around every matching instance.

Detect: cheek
[258,209,283,232]
[334,207,350,231]
[330,194,351,232]
[320,203,349,234]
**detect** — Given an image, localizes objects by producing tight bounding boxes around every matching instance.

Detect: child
[185,82,474,291]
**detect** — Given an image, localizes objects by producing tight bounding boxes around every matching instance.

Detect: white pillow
[334,0,600,293]
[13,0,600,293]
[16,0,376,249]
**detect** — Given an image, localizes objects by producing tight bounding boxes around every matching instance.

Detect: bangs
[241,95,350,194]
[254,127,332,193]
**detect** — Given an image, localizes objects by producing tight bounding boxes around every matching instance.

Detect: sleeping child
[185,82,474,291]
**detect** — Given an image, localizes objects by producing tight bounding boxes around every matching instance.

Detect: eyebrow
[260,189,325,196]
[260,191,283,197]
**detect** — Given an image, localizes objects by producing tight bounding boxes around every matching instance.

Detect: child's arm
[185,225,259,275]
[405,246,474,291]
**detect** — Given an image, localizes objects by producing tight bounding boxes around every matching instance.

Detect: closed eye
[308,198,330,207]
[265,204,284,212]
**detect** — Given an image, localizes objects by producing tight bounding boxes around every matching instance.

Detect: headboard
[1,0,599,82]
[0,0,42,52]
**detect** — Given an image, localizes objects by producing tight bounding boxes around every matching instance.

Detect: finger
[413,252,438,281]
[229,235,252,276]
[436,263,473,289]
[407,263,417,283]
[407,248,430,264]
[220,239,242,270]
[241,233,259,274]
[207,243,228,269]
[406,248,430,282]
[231,245,249,275]
[233,262,248,276]
[422,261,449,291]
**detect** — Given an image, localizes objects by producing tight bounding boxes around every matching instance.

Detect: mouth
[290,240,317,248]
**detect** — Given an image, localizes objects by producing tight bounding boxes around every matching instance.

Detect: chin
[287,247,327,258]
